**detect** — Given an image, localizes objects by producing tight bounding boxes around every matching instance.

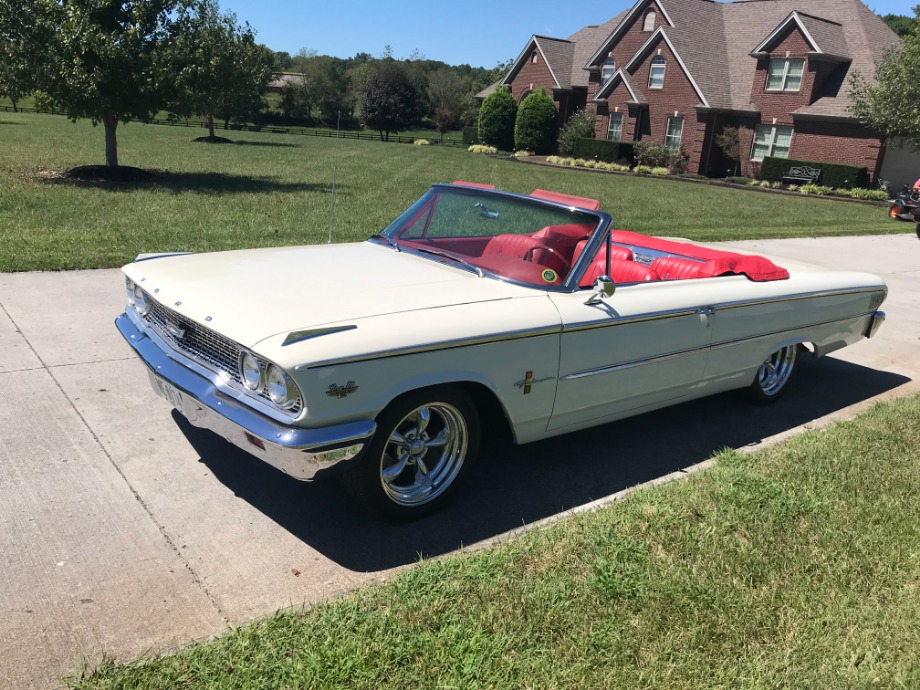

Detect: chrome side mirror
[584,275,615,305]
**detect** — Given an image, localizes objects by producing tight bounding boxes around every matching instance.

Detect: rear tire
[890,202,904,219]
[342,387,480,520]
[747,344,799,404]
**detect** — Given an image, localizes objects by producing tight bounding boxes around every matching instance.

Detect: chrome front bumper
[116,313,375,480]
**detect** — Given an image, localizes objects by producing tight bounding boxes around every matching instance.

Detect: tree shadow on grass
[43,168,332,195]
[181,355,910,572]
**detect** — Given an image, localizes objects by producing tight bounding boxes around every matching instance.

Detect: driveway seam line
[0,300,231,626]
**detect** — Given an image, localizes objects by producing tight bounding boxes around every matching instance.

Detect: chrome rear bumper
[865,310,886,339]
[116,313,374,480]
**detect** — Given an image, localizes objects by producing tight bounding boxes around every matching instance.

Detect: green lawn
[73,393,920,689]
[0,111,906,272]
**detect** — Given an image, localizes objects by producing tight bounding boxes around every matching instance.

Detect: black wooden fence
[0,105,464,147]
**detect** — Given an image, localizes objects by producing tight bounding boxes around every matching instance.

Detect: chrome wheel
[751,344,798,402]
[380,402,469,506]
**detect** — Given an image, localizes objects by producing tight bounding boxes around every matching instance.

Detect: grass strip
[74,394,920,689]
[0,112,907,272]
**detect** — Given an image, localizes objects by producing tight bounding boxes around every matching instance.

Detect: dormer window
[531,51,538,64]
[765,58,804,92]
[601,57,616,82]
[648,56,666,89]
[643,10,656,31]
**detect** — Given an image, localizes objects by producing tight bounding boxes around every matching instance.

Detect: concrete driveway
[1,233,917,689]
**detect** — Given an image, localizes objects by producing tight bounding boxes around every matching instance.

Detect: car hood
[123,242,538,348]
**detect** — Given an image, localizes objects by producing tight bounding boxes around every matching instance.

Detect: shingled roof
[503,0,899,119]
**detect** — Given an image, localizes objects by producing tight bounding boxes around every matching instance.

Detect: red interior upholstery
[573,240,633,265]
[609,230,789,281]
[452,181,495,189]
[581,258,660,287]
[529,189,601,210]
[483,234,569,273]
[651,256,708,280]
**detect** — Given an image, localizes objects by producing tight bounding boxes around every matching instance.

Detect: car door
[547,280,715,432]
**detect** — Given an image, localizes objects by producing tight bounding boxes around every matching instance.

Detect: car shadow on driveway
[178,355,908,573]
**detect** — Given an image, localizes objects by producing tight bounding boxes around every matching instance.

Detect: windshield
[374,186,604,288]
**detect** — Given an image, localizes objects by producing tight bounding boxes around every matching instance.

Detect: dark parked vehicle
[887,185,920,238]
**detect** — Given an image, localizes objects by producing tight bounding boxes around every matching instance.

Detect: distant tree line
[265,47,508,139]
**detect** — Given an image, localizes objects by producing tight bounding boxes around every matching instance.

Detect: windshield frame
[368,184,613,293]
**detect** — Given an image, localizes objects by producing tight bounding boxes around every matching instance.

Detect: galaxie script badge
[326,381,359,398]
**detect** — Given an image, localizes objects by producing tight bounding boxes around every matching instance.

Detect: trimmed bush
[514,90,557,154]
[478,88,517,151]
[467,144,497,154]
[462,126,479,147]
[760,156,869,189]
[558,109,596,156]
[573,138,636,164]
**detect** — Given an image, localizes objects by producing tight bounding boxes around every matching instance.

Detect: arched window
[531,51,538,64]
[601,57,616,82]
[648,56,666,89]
[643,10,656,31]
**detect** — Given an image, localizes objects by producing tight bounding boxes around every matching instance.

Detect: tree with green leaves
[851,8,920,152]
[514,89,557,154]
[880,10,917,37]
[361,65,419,141]
[427,68,467,140]
[11,0,187,167]
[714,125,749,176]
[478,87,516,151]
[558,108,596,156]
[167,0,272,139]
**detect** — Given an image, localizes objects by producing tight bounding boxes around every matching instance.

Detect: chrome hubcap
[380,402,468,506]
[757,345,797,396]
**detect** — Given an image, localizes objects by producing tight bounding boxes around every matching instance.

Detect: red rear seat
[581,258,660,287]
[651,257,708,280]
[572,240,633,265]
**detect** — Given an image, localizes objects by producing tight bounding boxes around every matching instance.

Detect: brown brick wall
[790,121,884,179]
[750,27,814,124]
[508,52,556,104]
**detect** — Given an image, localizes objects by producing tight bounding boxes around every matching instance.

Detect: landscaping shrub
[514,90,557,154]
[478,88,516,151]
[413,139,430,145]
[845,187,889,201]
[760,156,870,189]
[573,138,635,164]
[634,141,672,167]
[513,149,533,158]
[799,184,833,196]
[467,144,497,154]
[725,176,754,185]
[558,109,596,156]
[462,126,479,147]
[634,164,653,174]
[650,166,670,176]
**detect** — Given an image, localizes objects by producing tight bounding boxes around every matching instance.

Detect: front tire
[748,344,798,404]
[343,387,480,520]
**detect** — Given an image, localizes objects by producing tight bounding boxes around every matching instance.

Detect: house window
[751,124,793,161]
[648,56,666,89]
[643,11,656,31]
[765,58,804,92]
[601,57,616,82]
[607,112,624,141]
[531,52,538,64]
[665,116,683,151]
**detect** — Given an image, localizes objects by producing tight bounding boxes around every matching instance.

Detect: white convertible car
[116,182,887,519]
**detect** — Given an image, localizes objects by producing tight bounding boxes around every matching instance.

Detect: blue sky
[222,0,913,68]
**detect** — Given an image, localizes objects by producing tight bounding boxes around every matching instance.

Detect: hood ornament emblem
[165,320,186,339]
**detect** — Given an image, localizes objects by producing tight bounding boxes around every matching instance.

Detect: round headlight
[266,365,296,408]
[240,352,262,391]
[133,285,151,316]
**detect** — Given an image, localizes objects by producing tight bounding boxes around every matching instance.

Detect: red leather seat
[581,258,660,287]
[482,234,569,274]
[572,240,633,265]
[651,256,708,280]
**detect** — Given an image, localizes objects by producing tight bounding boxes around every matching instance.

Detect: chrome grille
[144,300,303,415]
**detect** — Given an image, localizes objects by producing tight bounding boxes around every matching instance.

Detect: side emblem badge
[326,381,359,399]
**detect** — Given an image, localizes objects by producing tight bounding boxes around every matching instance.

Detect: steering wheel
[524,244,571,273]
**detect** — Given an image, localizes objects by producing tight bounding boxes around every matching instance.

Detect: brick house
[487,0,902,180]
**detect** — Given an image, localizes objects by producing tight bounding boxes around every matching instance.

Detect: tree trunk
[10,97,17,113]
[103,114,118,167]
[207,114,215,139]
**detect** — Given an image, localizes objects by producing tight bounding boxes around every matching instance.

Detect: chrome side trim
[296,325,561,370]
[711,311,876,350]
[283,325,357,347]
[715,287,885,311]
[865,310,886,339]
[562,345,710,380]
[563,307,700,333]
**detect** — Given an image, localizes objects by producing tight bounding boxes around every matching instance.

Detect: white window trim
[601,57,616,82]
[765,58,804,92]
[665,116,683,151]
[648,56,666,89]
[751,124,793,161]
[607,112,624,141]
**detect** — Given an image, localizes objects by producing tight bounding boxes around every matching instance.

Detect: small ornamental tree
[477,87,516,151]
[558,108,596,156]
[361,65,419,141]
[514,89,557,154]
[714,125,748,176]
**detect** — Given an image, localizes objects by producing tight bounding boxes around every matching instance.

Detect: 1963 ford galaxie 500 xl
[116,182,887,519]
